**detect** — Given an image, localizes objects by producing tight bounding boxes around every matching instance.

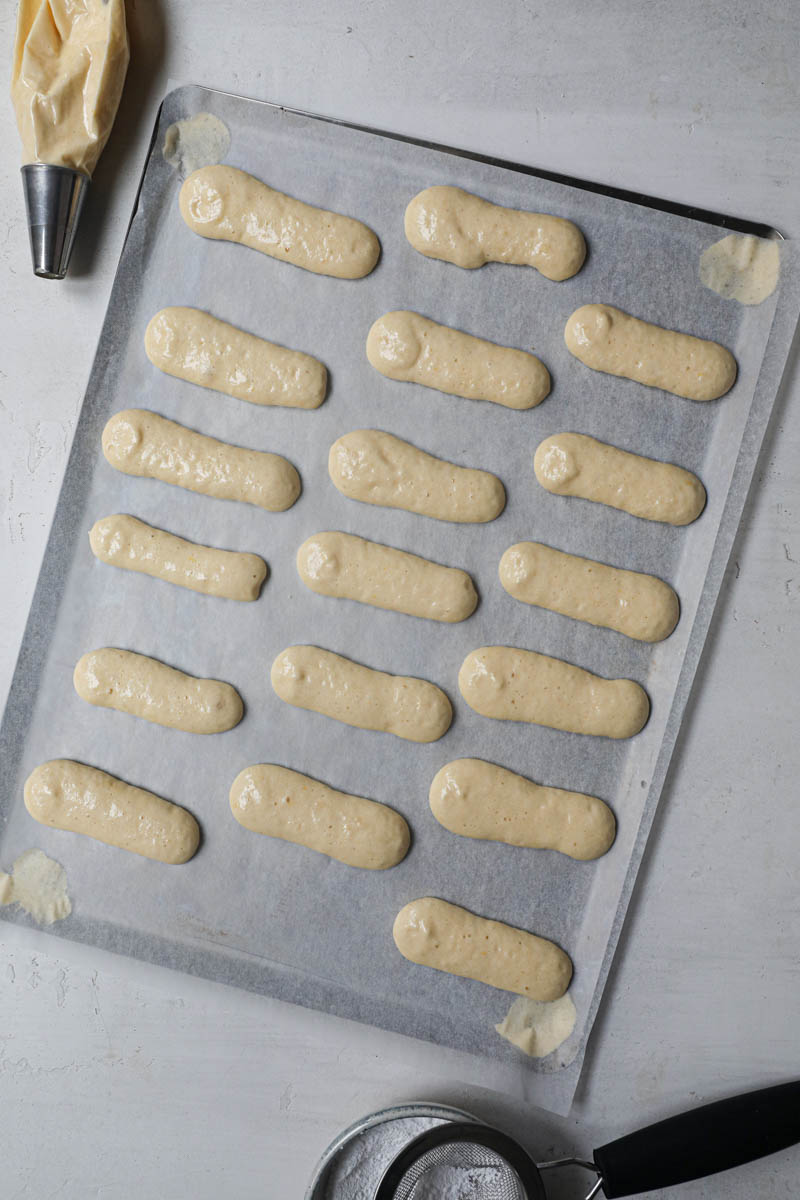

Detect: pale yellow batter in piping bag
[11,0,130,277]
[12,0,129,174]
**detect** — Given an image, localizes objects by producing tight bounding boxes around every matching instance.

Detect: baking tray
[2,84,798,1116]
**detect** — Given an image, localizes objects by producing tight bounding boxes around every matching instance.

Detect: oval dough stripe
[73,648,243,734]
[392,898,573,1001]
[102,409,300,511]
[297,531,478,622]
[89,514,267,601]
[564,304,737,401]
[179,164,380,279]
[429,758,615,860]
[24,760,199,864]
[145,307,327,409]
[458,645,649,739]
[271,645,452,743]
[230,764,410,870]
[328,429,505,523]
[499,541,679,642]
[534,432,706,526]
[366,311,550,409]
[405,186,586,281]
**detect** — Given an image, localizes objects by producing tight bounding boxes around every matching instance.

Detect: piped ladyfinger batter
[405,186,586,281]
[89,515,268,601]
[179,165,380,278]
[297,531,477,622]
[429,758,615,860]
[230,764,410,869]
[271,645,452,742]
[499,541,679,641]
[367,310,550,409]
[24,760,199,863]
[102,409,300,511]
[534,433,705,526]
[329,430,505,523]
[74,648,243,733]
[393,898,573,1000]
[458,645,649,738]
[145,307,327,409]
[564,304,736,401]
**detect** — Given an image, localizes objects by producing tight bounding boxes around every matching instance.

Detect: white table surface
[1,2,799,1196]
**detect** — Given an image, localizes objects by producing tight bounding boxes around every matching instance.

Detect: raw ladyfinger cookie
[297,531,477,622]
[564,304,737,401]
[89,515,268,601]
[499,541,679,642]
[102,409,300,511]
[74,648,243,733]
[271,645,452,743]
[145,307,327,409]
[24,760,199,863]
[366,311,550,409]
[230,765,410,870]
[393,898,573,1001]
[459,646,649,738]
[534,432,706,525]
[328,430,505,523]
[429,758,615,860]
[179,165,380,278]
[405,186,586,281]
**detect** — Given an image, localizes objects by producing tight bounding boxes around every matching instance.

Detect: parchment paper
[2,85,799,1116]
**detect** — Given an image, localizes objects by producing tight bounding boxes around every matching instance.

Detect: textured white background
[1,2,799,1196]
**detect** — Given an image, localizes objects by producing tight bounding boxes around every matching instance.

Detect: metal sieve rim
[304,1102,484,1200]
[374,1121,546,1200]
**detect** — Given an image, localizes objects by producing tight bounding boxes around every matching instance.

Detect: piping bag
[11,0,130,279]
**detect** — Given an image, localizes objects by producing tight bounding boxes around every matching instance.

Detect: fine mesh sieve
[389,1144,524,1200]
[369,1081,800,1200]
[388,1149,525,1200]
[373,1124,554,1200]
[304,1103,486,1200]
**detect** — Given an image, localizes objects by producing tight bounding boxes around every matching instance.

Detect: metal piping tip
[21,164,90,280]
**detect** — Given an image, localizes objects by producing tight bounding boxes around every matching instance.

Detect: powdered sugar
[321,1115,445,1200]
[410,1164,505,1199]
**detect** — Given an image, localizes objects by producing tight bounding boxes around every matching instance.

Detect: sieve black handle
[593,1080,800,1197]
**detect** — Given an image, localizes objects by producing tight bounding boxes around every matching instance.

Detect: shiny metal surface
[305,1103,481,1199]
[375,1124,541,1200]
[21,164,89,280]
